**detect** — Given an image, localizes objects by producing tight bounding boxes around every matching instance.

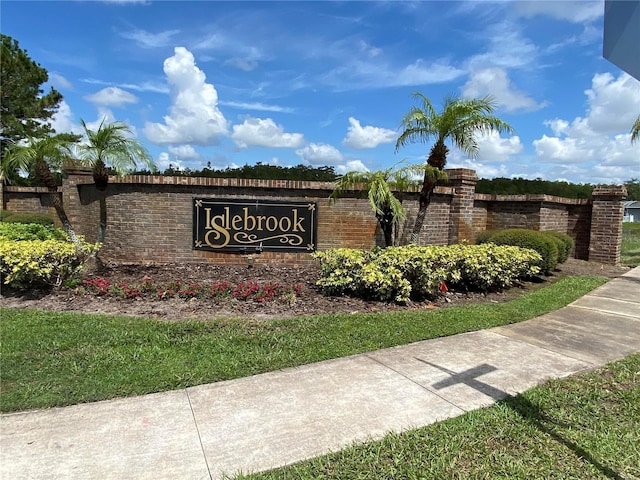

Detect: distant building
[624,201,640,222]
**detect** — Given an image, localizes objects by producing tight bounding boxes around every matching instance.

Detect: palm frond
[632,115,640,144]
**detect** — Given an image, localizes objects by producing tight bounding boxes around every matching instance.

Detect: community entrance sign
[193,198,317,252]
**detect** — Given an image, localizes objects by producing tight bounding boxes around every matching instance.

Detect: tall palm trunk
[92,159,109,244]
[409,141,448,244]
[34,159,82,248]
[376,207,395,247]
[409,140,449,245]
[98,196,107,244]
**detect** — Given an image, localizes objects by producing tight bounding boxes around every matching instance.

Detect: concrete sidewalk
[2,267,639,480]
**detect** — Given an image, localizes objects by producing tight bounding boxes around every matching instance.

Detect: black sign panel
[193,198,317,253]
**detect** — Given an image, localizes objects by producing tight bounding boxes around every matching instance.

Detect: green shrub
[544,231,574,263]
[474,230,496,245]
[0,211,55,225]
[0,210,14,222]
[0,239,98,289]
[0,223,68,242]
[479,228,558,275]
[313,244,542,303]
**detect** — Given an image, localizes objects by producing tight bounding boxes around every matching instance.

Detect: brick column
[62,167,99,242]
[446,168,478,244]
[588,185,627,265]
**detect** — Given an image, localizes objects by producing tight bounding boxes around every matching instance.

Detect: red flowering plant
[78,276,302,304]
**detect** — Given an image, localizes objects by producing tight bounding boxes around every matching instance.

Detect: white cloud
[81,78,169,94]
[168,145,200,160]
[513,1,602,23]
[144,47,229,145]
[322,58,465,90]
[466,21,539,71]
[342,117,396,149]
[221,101,294,113]
[83,108,117,132]
[336,160,369,174]
[50,100,80,135]
[156,152,183,171]
[50,73,72,90]
[448,158,511,179]
[533,135,591,163]
[296,143,344,165]
[475,130,524,162]
[231,117,305,149]
[84,87,138,107]
[462,68,545,112]
[119,28,180,48]
[533,72,640,171]
[585,73,640,134]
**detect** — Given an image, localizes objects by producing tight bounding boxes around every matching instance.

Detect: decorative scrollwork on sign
[234,232,303,246]
[195,199,203,208]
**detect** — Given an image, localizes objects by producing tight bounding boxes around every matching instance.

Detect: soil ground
[0,258,630,322]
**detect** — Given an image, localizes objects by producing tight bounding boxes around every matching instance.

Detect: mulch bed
[0,258,630,322]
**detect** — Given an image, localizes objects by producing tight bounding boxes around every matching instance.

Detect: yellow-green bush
[0,239,98,289]
[313,244,542,303]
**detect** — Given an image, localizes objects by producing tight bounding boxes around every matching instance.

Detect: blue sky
[3,0,639,184]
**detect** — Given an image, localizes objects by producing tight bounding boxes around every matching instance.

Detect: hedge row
[477,229,574,275]
[313,244,542,303]
[0,224,98,289]
[0,210,55,225]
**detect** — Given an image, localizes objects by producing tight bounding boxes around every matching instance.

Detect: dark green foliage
[476,177,593,199]
[0,34,63,159]
[474,230,496,244]
[624,179,640,201]
[132,163,339,182]
[0,222,67,241]
[544,231,574,263]
[0,211,54,225]
[479,228,559,275]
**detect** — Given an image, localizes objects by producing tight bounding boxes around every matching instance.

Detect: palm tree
[76,119,156,243]
[396,93,514,243]
[330,164,421,247]
[631,115,640,144]
[2,134,82,247]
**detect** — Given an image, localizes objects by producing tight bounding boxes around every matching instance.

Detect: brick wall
[1,185,59,218]
[1,168,627,265]
[473,193,593,260]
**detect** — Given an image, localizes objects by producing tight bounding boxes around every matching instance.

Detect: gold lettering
[231,215,242,230]
[292,209,305,232]
[265,216,278,231]
[257,216,266,231]
[243,208,256,231]
[279,217,291,231]
[205,208,212,229]
[205,223,230,248]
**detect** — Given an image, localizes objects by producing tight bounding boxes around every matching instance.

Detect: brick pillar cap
[444,168,478,183]
[592,185,627,198]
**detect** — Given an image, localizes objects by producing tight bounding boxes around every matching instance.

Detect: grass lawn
[622,222,640,267]
[237,352,640,480]
[0,276,606,413]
